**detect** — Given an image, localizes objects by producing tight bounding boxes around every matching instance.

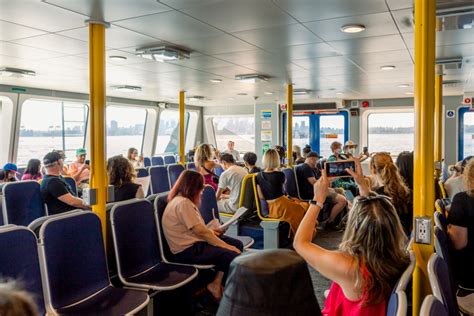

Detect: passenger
[370,153,412,234]
[68,148,90,187]
[107,156,144,201]
[1,164,19,182]
[194,144,218,191]
[40,151,90,215]
[294,159,410,315]
[445,157,472,200]
[21,159,42,181]
[395,151,414,191]
[163,170,243,301]
[294,145,305,165]
[328,141,348,161]
[127,147,143,169]
[256,149,309,236]
[52,150,69,176]
[296,152,347,229]
[297,145,312,165]
[0,170,5,184]
[0,280,39,316]
[343,140,368,162]
[224,141,240,162]
[328,141,358,194]
[243,152,261,174]
[447,158,474,293]
[274,145,286,165]
[216,153,247,214]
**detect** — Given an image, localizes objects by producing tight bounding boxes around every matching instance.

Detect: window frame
[458,106,474,160]
[154,108,190,155]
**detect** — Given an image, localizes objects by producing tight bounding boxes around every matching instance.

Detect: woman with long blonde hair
[294,160,410,315]
[194,144,218,190]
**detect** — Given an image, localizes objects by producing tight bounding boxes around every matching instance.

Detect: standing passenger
[216,154,247,214]
[224,141,240,162]
[21,159,42,181]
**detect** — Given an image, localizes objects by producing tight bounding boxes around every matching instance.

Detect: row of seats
[144,154,177,167]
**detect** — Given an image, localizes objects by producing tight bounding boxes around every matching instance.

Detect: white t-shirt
[218,165,248,211]
[224,149,241,162]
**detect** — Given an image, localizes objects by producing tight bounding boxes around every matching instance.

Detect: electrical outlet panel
[415,217,432,244]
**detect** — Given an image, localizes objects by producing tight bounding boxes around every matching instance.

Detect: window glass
[155,110,190,154]
[292,116,310,149]
[320,115,345,158]
[462,111,474,158]
[368,112,414,155]
[212,117,255,153]
[18,99,88,165]
[106,106,147,157]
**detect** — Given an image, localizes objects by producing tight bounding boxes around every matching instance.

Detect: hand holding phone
[85,160,90,166]
[325,160,356,178]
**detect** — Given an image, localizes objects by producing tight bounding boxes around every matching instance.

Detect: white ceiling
[0,0,473,106]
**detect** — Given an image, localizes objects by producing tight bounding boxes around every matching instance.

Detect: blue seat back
[111,200,163,279]
[199,185,219,224]
[154,193,174,261]
[387,291,406,316]
[434,227,450,263]
[62,177,77,197]
[253,183,270,217]
[282,168,299,198]
[428,253,458,316]
[420,295,448,316]
[136,168,149,178]
[17,167,26,179]
[40,211,110,310]
[0,226,45,314]
[214,165,224,177]
[149,166,170,194]
[167,164,185,189]
[186,162,196,170]
[152,156,164,166]
[0,197,3,226]
[2,181,46,226]
[143,157,151,167]
[434,211,447,232]
[164,155,176,165]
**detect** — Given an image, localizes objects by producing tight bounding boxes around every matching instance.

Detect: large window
[106,106,147,157]
[18,99,88,165]
[367,111,414,155]
[320,115,345,158]
[461,109,474,159]
[212,116,255,153]
[293,116,310,149]
[155,110,190,154]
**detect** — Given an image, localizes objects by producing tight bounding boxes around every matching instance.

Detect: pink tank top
[322,282,387,316]
[203,173,218,191]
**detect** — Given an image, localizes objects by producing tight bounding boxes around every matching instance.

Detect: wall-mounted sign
[261,130,272,142]
[261,120,271,130]
[262,143,272,155]
[280,104,287,111]
[446,110,455,119]
[261,109,272,119]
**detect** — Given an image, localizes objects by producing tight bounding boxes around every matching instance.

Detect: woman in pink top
[294,159,410,316]
[194,144,218,191]
[21,159,42,181]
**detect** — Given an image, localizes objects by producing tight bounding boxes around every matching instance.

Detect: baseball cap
[43,151,62,167]
[344,140,357,147]
[2,163,18,172]
[307,152,320,158]
[76,148,87,156]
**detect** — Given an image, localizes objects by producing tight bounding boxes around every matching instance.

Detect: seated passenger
[216,154,248,214]
[127,147,143,169]
[224,141,240,162]
[40,151,90,215]
[445,157,472,200]
[68,148,90,187]
[256,149,308,235]
[395,151,414,191]
[343,140,368,162]
[243,152,261,174]
[274,145,286,166]
[163,170,243,301]
[296,152,347,228]
[195,144,218,191]
[52,150,70,176]
[107,156,144,201]
[327,141,348,162]
[447,158,474,293]
[296,145,312,165]
[294,160,410,315]
[1,164,19,182]
[293,145,303,165]
[0,280,39,316]
[21,159,42,181]
[328,142,358,194]
[370,152,412,234]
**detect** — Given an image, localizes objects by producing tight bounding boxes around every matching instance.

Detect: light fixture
[188,96,205,101]
[380,65,396,70]
[264,91,273,95]
[0,67,36,78]
[335,92,344,95]
[136,46,190,62]
[398,84,410,88]
[340,24,366,33]
[293,89,310,95]
[405,91,414,95]
[111,85,142,92]
[209,79,222,83]
[227,97,235,101]
[237,93,248,96]
[109,55,127,61]
[436,57,463,70]
[235,74,269,83]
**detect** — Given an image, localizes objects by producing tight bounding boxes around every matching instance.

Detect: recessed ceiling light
[111,85,142,92]
[335,92,344,95]
[235,74,269,83]
[381,65,396,70]
[340,24,366,33]
[264,91,273,95]
[109,55,127,61]
[237,93,248,96]
[227,97,235,101]
[398,84,410,88]
[188,96,205,101]
[209,79,222,83]
[293,89,310,95]
[0,67,36,78]
[136,46,190,62]
[405,91,414,95]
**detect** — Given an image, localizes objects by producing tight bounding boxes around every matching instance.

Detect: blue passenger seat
[164,155,176,165]
[386,250,415,316]
[149,166,170,194]
[420,295,448,316]
[2,181,46,226]
[167,164,185,188]
[62,176,77,197]
[152,156,164,166]
[427,253,459,316]
[143,157,151,167]
[282,167,300,199]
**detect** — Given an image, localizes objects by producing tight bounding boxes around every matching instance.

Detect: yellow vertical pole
[413,0,436,314]
[179,91,185,165]
[286,84,293,167]
[434,65,443,179]
[88,20,109,240]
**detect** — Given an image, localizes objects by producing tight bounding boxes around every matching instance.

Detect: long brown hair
[371,153,411,214]
[107,156,136,187]
[168,170,204,206]
[340,195,410,305]
[464,158,474,197]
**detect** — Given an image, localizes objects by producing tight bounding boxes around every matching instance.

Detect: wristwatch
[310,200,324,208]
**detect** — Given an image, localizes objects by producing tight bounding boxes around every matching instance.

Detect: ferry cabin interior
[0,0,473,315]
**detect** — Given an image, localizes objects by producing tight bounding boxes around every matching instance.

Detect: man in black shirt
[40,151,90,215]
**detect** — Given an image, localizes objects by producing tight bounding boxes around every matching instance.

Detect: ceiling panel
[114,11,222,42]
[385,0,413,10]
[304,12,398,41]
[0,0,86,32]
[278,42,340,59]
[44,0,171,22]
[273,0,389,22]
[346,49,412,65]
[202,65,257,79]
[12,34,89,55]
[403,29,474,49]
[232,23,322,50]
[0,41,64,60]
[169,55,234,70]
[242,62,310,79]
[126,61,187,74]
[173,34,258,55]
[292,56,356,70]
[328,34,406,54]
[58,25,160,50]
[173,0,297,33]
[392,9,413,34]
[0,21,46,41]
[212,50,280,64]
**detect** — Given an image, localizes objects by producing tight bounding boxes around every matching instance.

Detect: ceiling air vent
[436,57,463,70]
[442,80,463,87]
[235,74,269,83]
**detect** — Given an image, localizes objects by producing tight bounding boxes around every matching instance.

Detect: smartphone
[363,146,368,155]
[325,160,356,177]
[85,160,90,165]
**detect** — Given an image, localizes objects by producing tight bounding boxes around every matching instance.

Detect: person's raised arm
[192,223,241,253]
[346,158,370,196]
